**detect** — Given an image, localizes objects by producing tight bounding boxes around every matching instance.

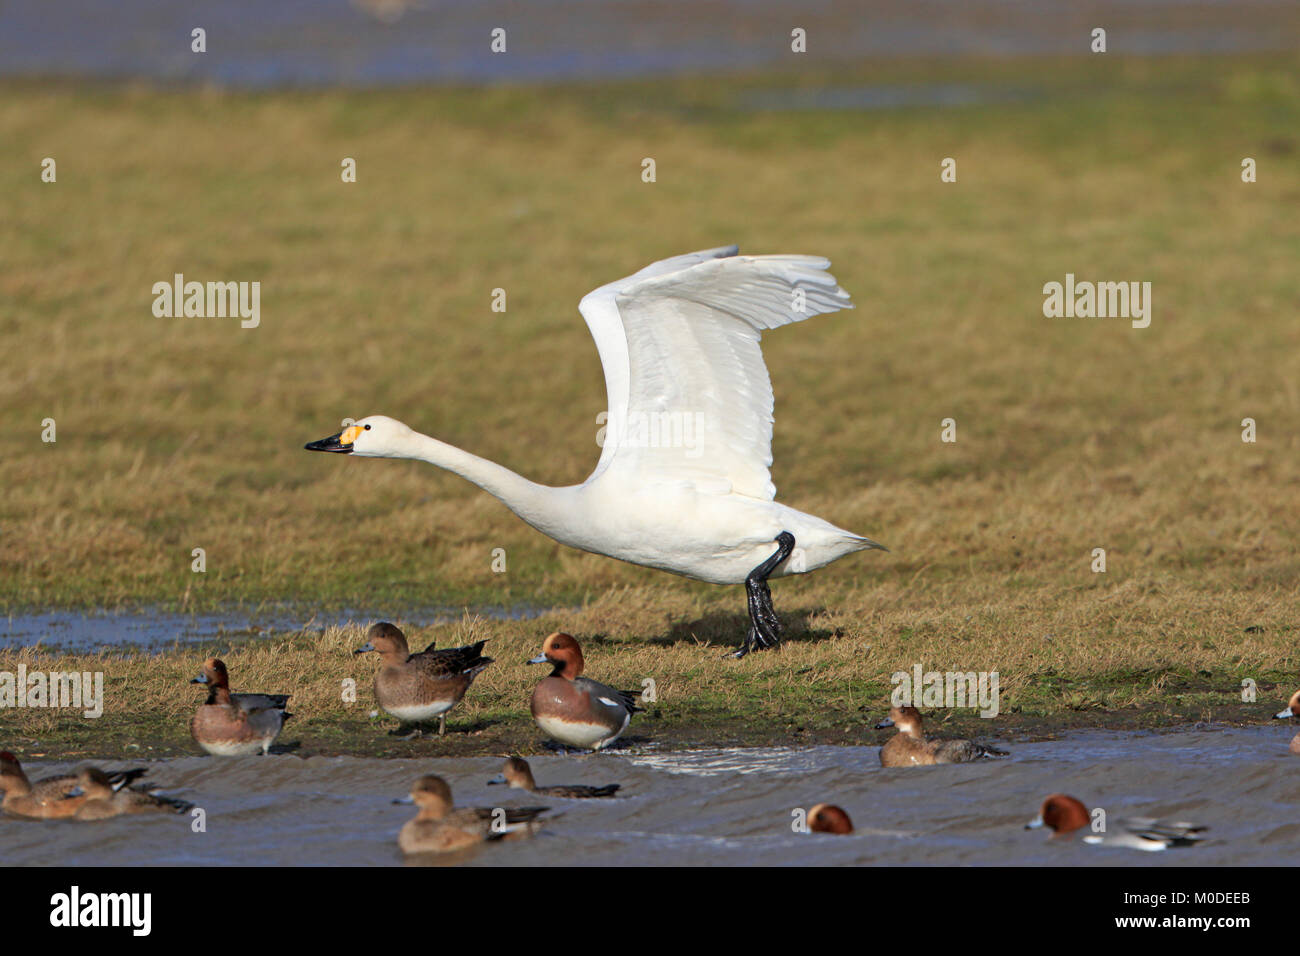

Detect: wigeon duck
[190,658,292,756]
[1273,690,1300,755]
[72,768,194,821]
[0,752,148,820]
[354,622,493,736]
[875,705,1008,767]
[395,774,549,855]
[808,803,853,835]
[1025,794,1206,851]
[487,755,621,798]
[528,632,642,751]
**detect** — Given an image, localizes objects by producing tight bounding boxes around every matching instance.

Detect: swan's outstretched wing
[578,246,737,484]
[577,247,852,499]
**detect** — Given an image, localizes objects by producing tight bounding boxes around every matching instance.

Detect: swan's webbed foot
[733,531,795,658]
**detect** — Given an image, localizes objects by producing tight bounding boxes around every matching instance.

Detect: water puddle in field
[4,727,1298,865]
[0,1,1293,89]
[0,606,552,653]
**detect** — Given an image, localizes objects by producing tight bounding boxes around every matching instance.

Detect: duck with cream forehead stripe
[527,633,643,751]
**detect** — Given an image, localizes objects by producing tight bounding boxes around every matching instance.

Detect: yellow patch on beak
[340,425,363,445]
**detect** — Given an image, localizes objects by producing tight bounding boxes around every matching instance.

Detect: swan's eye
[364,424,371,430]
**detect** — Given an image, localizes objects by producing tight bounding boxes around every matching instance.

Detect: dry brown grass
[1,582,1295,757]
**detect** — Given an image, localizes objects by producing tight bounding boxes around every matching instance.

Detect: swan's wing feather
[604,253,852,499]
[578,246,739,482]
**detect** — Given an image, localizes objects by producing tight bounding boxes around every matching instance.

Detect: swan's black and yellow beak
[305,424,360,454]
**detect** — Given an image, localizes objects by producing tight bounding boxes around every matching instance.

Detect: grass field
[3,54,1299,751]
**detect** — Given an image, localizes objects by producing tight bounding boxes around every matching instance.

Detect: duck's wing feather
[412,640,493,678]
[105,768,150,791]
[461,805,550,824]
[576,677,643,714]
[232,693,291,712]
[124,788,194,814]
[933,739,1009,763]
[538,784,621,799]
[578,247,852,498]
[1119,817,1207,845]
[30,774,82,801]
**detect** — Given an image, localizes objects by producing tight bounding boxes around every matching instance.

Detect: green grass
[2,55,1299,748]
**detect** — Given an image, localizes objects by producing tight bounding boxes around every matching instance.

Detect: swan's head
[304,415,415,458]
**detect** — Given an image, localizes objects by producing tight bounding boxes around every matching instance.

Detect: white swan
[307,246,885,656]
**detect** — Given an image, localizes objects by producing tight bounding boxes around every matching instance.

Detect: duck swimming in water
[876,705,1008,767]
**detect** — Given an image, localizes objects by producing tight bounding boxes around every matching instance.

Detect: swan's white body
[315,246,881,586]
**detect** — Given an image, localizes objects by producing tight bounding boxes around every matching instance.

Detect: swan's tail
[851,534,889,553]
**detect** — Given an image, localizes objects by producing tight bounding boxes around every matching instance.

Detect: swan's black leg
[732,531,795,658]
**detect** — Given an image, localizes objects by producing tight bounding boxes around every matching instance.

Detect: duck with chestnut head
[189,658,292,756]
[1026,794,1205,851]
[528,632,642,751]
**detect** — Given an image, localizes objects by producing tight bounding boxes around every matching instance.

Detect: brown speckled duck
[354,622,493,736]
[396,775,549,855]
[73,767,194,820]
[876,705,1008,767]
[487,755,621,798]
[0,752,149,819]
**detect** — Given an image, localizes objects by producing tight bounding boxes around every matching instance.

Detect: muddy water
[0,607,548,653]
[5,727,1298,865]
[2,1,1294,90]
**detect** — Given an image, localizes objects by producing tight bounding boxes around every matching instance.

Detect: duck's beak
[354,642,374,656]
[487,774,506,786]
[191,674,208,685]
[305,431,354,454]
[1024,815,1044,830]
[1275,708,1294,719]
[526,654,548,665]
[392,796,414,805]
[874,717,894,729]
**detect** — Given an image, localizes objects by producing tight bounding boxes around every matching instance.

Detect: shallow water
[0,606,548,653]
[0,1,1293,89]
[6,727,1298,865]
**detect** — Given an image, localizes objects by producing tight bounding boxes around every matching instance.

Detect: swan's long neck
[388,429,562,530]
